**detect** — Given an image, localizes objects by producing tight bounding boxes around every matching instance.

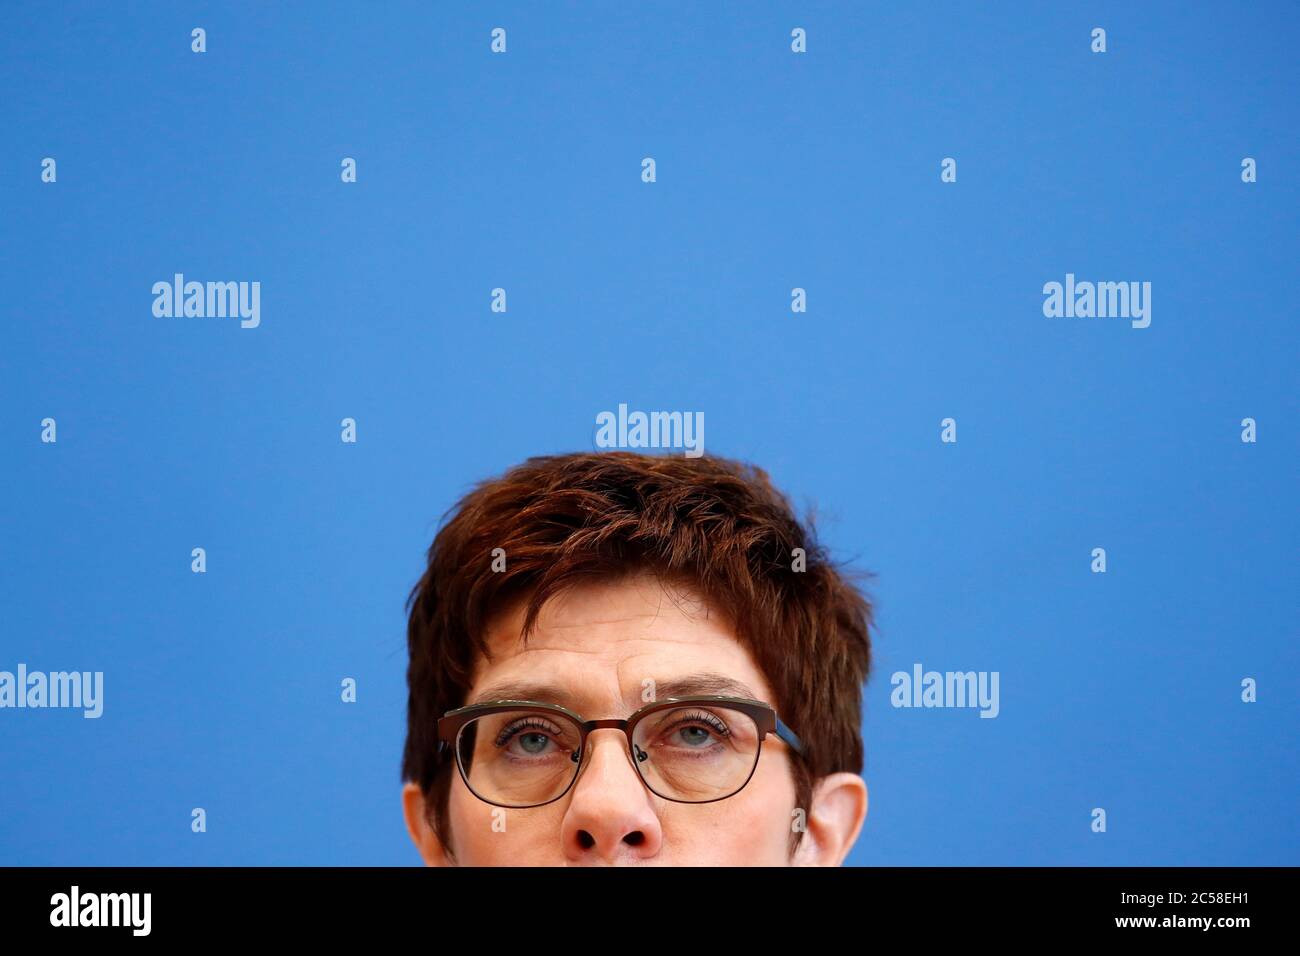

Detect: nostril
[624,831,645,847]
[578,831,595,850]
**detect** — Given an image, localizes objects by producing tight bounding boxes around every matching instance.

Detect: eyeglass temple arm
[774,716,804,755]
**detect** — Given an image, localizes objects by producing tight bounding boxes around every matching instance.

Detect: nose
[560,728,662,863]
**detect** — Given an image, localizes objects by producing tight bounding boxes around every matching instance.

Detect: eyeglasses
[437,695,804,809]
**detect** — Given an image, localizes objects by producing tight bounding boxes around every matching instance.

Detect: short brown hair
[402,451,874,860]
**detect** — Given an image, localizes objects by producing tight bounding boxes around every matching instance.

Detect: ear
[402,782,454,866]
[793,773,868,866]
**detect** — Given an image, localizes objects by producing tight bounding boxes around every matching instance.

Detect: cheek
[743,758,801,852]
[448,788,498,860]
[665,763,796,861]
[449,788,563,863]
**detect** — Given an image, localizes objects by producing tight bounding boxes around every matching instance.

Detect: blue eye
[659,710,731,751]
[494,718,565,758]
[677,726,713,747]
[518,731,550,755]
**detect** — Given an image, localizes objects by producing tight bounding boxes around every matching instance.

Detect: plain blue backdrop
[2,2,1297,865]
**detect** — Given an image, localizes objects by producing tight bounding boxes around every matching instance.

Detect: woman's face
[403,571,867,865]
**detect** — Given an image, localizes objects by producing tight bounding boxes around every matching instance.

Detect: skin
[402,571,868,865]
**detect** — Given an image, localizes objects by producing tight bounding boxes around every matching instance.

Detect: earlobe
[402,782,453,866]
[799,773,868,866]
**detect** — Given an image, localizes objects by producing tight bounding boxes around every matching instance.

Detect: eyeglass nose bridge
[585,718,630,732]
[575,718,643,764]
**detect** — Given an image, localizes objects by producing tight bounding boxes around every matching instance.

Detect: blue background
[2,2,1296,866]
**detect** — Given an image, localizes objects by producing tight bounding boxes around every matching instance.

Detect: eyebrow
[468,673,762,711]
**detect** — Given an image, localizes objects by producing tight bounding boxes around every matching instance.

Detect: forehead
[467,572,774,714]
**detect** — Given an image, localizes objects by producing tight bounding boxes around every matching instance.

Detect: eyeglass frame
[436,694,805,809]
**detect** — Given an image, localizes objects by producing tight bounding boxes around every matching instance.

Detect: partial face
[404,572,857,865]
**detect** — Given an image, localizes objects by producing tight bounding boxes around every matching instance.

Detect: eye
[676,726,713,747]
[494,718,565,757]
[661,710,731,749]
